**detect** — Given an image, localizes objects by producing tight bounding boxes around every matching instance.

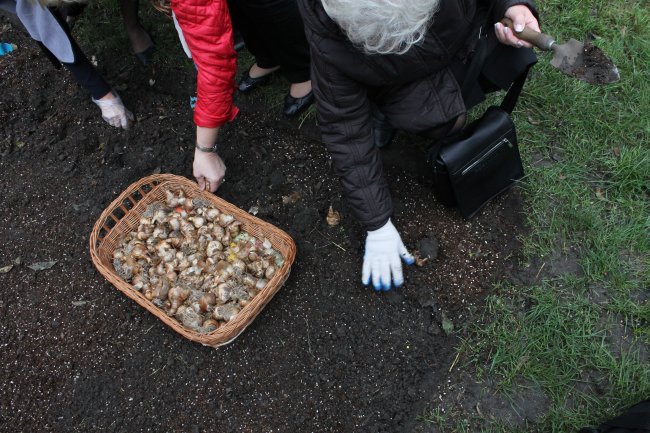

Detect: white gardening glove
[92,92,135,129]
[362,218,414,291]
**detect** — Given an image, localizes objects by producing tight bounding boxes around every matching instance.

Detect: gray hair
[321,0,440,55]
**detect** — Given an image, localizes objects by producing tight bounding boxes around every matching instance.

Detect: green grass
[433,0,650,431]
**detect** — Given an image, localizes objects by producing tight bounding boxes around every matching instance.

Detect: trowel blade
[550,38,620,85]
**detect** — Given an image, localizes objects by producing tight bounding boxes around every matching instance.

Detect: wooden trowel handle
[501,18,556,51]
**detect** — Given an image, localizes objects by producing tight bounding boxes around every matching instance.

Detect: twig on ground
[449,350,462,373]
[304,318,314,358]
[316,229,346,252]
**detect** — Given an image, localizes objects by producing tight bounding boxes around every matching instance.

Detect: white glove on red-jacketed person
[92,92,134,130]
[362,218,415,291]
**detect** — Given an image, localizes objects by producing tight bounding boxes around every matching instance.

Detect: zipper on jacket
[461,137,511,176]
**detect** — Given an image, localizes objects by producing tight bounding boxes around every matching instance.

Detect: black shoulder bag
[428,35,530,219]
[579,399,650,433]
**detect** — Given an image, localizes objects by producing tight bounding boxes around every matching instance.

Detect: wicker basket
[89,174,296,348]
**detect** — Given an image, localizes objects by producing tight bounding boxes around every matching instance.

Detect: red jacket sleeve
[171,0,239,128]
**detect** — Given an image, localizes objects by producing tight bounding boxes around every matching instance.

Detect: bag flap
[439,107,515,175]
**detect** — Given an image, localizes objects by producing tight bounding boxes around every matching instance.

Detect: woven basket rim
[89,174,296,348]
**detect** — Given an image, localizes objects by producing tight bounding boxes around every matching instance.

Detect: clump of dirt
[572,40,619,84]
[582,41,613,68]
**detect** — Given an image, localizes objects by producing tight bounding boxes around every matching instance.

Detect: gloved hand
[362,219,414,291]
[92,92,134,129]
[193,148,226,192]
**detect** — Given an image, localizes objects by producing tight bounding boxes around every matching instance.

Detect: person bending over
[1,0,134,129]
[170,0,238,192]
[297,0,540,291]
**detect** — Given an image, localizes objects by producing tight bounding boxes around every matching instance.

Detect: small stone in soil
[418,234,440,260]
[417,293,437,309]
[428,322,441,335]
[384,290,404,304]
[268,170,286,189]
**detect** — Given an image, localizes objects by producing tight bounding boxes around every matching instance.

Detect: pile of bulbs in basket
[112,190,283,333]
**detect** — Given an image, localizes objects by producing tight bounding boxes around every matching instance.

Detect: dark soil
[571,40,619,84]
[1,12,526,433]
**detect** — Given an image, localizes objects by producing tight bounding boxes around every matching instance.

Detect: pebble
[418,233,440,260]
[384,290,404,304]
[417,292,437,309]
[268,170,286,189]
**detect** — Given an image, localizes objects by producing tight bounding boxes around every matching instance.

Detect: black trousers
[39,8,111,100]
[421,43,537,140]
[451,40,537,111]
[228,0,310,83]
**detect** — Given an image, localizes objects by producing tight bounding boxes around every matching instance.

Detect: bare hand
[193,149,226,193]
[494,5,540,49]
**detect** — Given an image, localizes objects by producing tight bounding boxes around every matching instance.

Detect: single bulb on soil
[326,206,341,226]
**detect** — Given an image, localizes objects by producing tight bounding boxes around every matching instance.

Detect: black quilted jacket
[298,0,537,230]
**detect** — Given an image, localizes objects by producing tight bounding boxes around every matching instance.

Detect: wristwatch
[195,143,218,153]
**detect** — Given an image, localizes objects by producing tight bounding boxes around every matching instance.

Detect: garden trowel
[502,18,620,85]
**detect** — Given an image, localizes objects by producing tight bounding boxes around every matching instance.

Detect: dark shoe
[373,125,395,148]
[233,28,246,52]
[238,68,272,93]
[134,43,156,66]
[60,2,87,29]
[373,116,395,148]
[283,91,314,118]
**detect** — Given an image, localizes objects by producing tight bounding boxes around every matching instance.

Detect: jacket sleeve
[309,39,393,231]
[171,0,238,128]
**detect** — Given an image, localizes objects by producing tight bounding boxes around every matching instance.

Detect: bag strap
[500,65,530,114]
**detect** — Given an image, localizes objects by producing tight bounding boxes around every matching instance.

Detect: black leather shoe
[373,115,395,148]
[135,43,156,67]
[283,91,314,118]
[373,125,396,148]
[238,68,272,93]
[233,29,246,52]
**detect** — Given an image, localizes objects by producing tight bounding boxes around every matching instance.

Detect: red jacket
[171,0,239,128]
